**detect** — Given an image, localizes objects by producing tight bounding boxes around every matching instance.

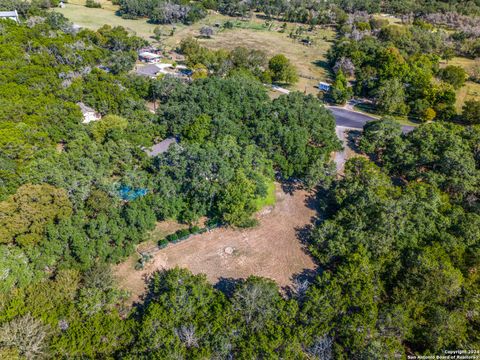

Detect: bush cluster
[160,225,210,247]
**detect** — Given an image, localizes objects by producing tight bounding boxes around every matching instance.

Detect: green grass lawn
[253,180,276,211]
[353,104,420,127]
[56,3,160,39]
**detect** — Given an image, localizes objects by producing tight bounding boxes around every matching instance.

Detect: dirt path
[113,184,317,303]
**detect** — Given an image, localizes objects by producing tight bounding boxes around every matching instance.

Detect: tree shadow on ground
[214,277,245,297]
[295,185,335,258]
[304,191,319,211]
[283,267,323,299]
[312,60,334,80]
[346,129,363,154]
[280,177,304,195]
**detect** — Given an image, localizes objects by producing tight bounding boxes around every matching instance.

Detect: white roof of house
[77,102,96,114]
[139,51,161,59]
[136,63,175,77]
[0,10,18,17]
[0,10,19,22]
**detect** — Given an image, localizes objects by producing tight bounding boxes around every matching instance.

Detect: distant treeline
[113,0,480,25]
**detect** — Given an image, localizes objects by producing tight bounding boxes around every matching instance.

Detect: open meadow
[114,183,318,305]
[440,57,480,111]
[55,2,334,93]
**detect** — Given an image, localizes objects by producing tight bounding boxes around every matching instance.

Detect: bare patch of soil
[113,184,317,304]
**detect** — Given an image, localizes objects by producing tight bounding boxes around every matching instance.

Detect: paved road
[328,106,415,133]
[268,85,416,133]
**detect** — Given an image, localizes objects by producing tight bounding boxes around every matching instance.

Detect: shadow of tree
[346,129,363,154]
[214,277,244,297]
[312,60,334,81]
[283,267,324,300]
[280,178,304,195]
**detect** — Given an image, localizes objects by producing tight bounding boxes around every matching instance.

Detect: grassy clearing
[55,5,334,93]
[440,57,480,111]
[56,3,159,38]
[455,81,480,111]
[443,57,479,74]
[113,185,317,305]
[164,14,335,92]
[372,14,404,25]
[253,180,276,211]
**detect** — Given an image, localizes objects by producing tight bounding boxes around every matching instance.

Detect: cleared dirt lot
[114,183,317,303]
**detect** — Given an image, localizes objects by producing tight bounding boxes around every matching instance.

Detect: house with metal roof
[0,10,19,23]
[139,51,162,63]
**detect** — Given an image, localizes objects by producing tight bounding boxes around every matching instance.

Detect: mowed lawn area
[55,3,335,93]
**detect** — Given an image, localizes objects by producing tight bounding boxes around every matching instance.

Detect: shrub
[158,238,169,248]
[190,225,200,234]
[176,229,190,239]
[166,233,178,242]
[85,0,101,8]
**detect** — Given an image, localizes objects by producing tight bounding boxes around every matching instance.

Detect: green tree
[375,78,409,115]
[90,114,128,142]
[268,54,298,84]
[182,114,211,142]
[462,100,480,124]
[329,70,352,105]
[359,118,402,162]
[217,170,256,227]
[0,184,72,246]
[439,65,467,90]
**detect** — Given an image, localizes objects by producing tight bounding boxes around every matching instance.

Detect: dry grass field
[441,57,480,111]
[55,4,334,92]
[113,183,318,305]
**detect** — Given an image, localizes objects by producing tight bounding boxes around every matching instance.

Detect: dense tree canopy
[0,18,338,297]
[326,11,472,120]
[1,5,479,360]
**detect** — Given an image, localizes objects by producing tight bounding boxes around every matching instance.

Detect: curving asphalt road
[328,106,415,133]
[268,84,416,133]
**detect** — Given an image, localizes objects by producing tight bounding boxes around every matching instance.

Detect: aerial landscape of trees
[0,0,479,358]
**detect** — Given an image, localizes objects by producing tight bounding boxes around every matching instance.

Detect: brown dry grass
[164,15,335,93]
[113,183,317,304]
[440,57,480,111]
[55,5,334,93]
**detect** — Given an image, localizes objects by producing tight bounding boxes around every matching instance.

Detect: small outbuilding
[139,51,162,63]
[318,81,331,92]
[77,102,101,123]
[0,10,19,23]
[300,38,312,46]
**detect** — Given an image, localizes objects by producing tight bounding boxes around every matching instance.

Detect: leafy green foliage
[462,100,480,124]
[268,54,299,84]
[308,155,479,356]
[438,65,467,89]
[329,70,352,105]
[328,19,460,120]
[2,8,479,360]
